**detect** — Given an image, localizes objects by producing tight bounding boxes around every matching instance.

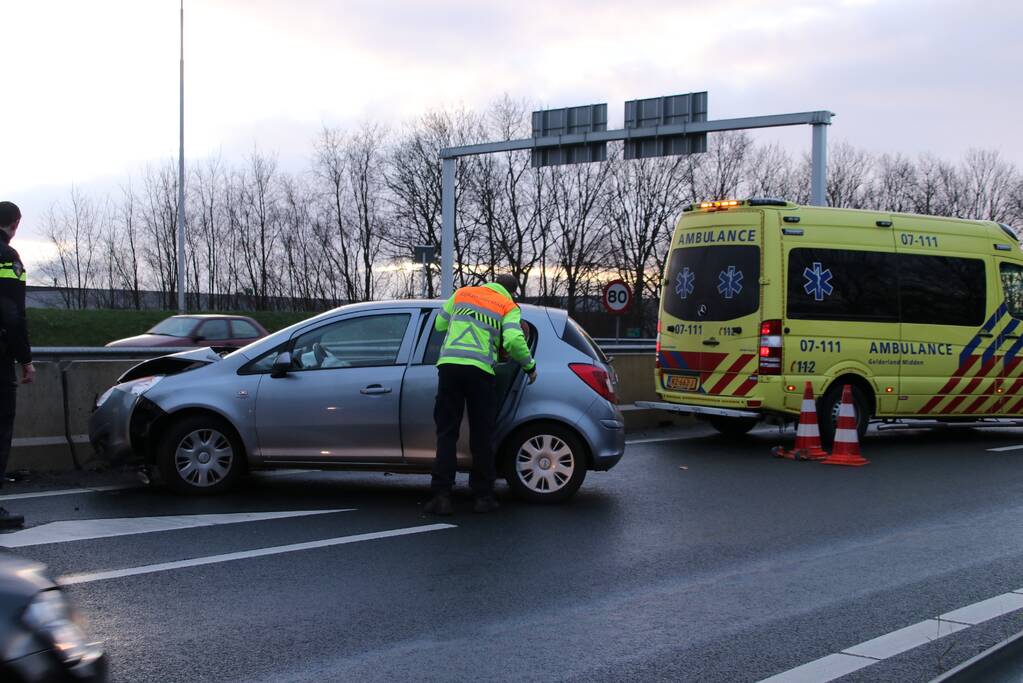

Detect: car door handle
[360,385,392,395]
[702,338,720,347]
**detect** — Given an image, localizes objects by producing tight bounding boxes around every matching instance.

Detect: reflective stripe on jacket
[0,238,31,364]
[436,283,535,375]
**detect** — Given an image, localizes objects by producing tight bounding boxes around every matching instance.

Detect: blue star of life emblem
[717,266,743,299]
[803,262,834,301]
[675,267,695,300]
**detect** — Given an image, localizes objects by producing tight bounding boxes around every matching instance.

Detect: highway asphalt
[3,423,1023,682]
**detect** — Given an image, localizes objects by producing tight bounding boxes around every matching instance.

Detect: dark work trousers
[432,363,498,496]
[0,360,17,490]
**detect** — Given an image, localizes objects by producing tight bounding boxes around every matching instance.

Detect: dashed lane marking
[0,509,354,548]
[0,485,138,501]
[58,523,457,585]
[758,590,1023,682]
[986,444,1023,452]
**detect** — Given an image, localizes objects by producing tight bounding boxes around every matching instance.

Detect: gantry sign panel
[624,91,708,160]
[530,103,608,168]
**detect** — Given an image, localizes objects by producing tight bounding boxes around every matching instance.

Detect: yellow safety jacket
[436,283,535,375]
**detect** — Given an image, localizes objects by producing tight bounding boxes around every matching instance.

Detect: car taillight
[759,319,783,376]
[569,363,617,403]
[655,320,661,368]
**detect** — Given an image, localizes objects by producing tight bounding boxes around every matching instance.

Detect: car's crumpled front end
[89,347,223,464]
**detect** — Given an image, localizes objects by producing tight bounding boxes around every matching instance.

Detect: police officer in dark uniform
[0,201,34,528]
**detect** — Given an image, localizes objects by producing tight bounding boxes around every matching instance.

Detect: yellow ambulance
[641,199,1023,444]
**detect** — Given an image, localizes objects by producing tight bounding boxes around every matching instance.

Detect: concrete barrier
[6,351,685,473]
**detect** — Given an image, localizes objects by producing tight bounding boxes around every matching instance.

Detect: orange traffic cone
[772,381,828,461]
[821,385,869,467]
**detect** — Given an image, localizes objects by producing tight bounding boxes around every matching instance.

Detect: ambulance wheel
[818,384,870,449]
[706,416,758,437]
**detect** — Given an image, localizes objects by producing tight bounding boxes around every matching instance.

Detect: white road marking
[842,619,967,659]
[758,653,875,683]
[986,444,1023,452]
[0,509,353,548]
[58,523,456,585]
[758,591,1023,682]
[939,592,1023,625]
[0,485,137,501]
[625,436,687,445]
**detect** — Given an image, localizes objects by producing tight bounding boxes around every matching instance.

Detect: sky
[3,0,1022,276]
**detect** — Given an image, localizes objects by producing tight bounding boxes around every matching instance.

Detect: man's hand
[20,362,34,384]
[527,370,537,385]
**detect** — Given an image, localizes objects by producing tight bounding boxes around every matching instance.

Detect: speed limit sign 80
[602,280,632,315]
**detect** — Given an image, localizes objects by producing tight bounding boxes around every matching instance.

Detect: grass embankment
[27,309,316,347]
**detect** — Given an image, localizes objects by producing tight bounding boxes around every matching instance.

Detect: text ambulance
[643,199,1023,444]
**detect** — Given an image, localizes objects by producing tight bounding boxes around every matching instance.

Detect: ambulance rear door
[659,210,762,400]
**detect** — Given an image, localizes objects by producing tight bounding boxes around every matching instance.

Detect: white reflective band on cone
[801,399,816,411]
[839,403,857,418]
[796,424,820,437]
[834,428,859,442]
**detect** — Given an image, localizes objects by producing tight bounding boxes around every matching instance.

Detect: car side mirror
[270,351,293,378]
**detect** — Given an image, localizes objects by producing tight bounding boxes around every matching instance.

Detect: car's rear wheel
[502,423,587,503]
[156,415,244,495]
[706,416,759,437]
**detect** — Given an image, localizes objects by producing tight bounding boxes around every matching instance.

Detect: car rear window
[663,245,760,321]
[562,318,607,362]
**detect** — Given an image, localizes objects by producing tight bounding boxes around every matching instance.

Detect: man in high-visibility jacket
[0,201,34,528]
[425,274,536,515]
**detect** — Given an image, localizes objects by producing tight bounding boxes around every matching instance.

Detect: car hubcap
[176,429,233,487]
[516,434,574,493]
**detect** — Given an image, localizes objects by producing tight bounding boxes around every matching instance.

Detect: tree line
[39,96,1023,335]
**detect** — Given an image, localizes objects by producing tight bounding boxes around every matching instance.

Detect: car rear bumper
[578,400,625,471]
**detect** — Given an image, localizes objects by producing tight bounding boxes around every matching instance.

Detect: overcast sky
[4,0,1022,271]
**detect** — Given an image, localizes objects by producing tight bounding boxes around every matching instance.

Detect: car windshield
[147,317,199,337]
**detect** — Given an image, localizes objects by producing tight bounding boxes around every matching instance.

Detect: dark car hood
[118,347,224,383]
[106,334,194,348]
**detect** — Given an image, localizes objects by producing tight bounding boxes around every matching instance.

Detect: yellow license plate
[666,374,700,392]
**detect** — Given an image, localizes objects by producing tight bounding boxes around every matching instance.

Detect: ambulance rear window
[663,245,760,321]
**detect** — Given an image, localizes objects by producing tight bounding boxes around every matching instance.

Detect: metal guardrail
[593,338,656,354]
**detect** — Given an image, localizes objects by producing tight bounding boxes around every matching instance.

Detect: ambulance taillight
[759,319,783,375]
[655,320,661,368]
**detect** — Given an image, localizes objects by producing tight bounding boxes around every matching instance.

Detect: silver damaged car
[89,301,625,502]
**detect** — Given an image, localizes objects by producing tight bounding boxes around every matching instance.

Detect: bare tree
[39,186,102,309]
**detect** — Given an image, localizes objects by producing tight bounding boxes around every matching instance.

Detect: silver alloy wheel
[175,428,234,487]
[516,434,575,493]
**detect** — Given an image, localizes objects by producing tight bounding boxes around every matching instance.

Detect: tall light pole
[176,0,186,313]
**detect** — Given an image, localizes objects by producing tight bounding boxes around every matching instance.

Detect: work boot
[424,492,453,516]
[0,507,24,528]
[473,495,500,514]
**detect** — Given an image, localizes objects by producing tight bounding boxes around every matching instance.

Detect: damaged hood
[117,346,226,383]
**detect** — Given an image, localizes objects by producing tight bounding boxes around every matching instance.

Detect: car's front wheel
[502,424,587,503]
[156,415,244,495]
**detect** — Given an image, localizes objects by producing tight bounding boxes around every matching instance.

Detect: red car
[105,315,268,349]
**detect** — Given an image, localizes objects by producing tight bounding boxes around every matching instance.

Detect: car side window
[231,320,260,338]
[200,319,230,340]
[291,313,411,371]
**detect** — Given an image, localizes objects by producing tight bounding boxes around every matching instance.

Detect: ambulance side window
[900,255,985,326]
[787,248,898,322]
[1000,263,1023,319]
